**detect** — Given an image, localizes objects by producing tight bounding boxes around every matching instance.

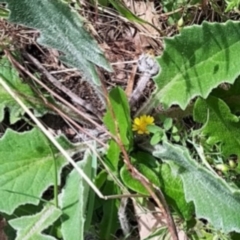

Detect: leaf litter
[0,0,236,239]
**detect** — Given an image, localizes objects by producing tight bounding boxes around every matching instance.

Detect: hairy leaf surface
[61,150,95,240]
[9,204,61,240]
[0,128,86,214]
[0,57,47,124]
[159,164,194,220]
[142,21,240,112]
[153,142,240,233]
[1,0,112,85]
[194,96,240,157]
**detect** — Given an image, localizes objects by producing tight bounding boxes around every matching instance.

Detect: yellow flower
[132,115,155,134]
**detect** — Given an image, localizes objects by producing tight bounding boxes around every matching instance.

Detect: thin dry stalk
[5,50,105,132]
[5,50,178,239]
[22,52,101,118]
[101,78,179,240]
[42,100,107,148]
[0,75,106,199]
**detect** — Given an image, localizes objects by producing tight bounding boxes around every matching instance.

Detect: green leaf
[9,204,61,240]
[131,151,193,219]
[171,126,178,134]
[161,0,187,24]
[144,21,240,111]
[2,0,112,85]
[211,77,240,113]
[97,0,109,7]
[163,118,173,131]
[108,0,147,24]
[0,128,85,214]
[150,132,163,145]
[147,125,163,134]
[120,161,160,195]
[0,6,9,18]
[225,0,240,12]
[84,151,97,232]
[0,57,48,124]
[105,139,121,172]
[99,181,119,240]
[172,135,180,142]
[153,141,240,233]
[103,87,133,150]
[159,164,194,220]
[132,151,160,169]
[2,203,46,239]
[95,170,108,189]
[194,96,240,157]
[61,150,95,240]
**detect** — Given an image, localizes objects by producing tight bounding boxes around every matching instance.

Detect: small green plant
[146,117,182,145]
[2,0,240,239]
[225,0,240,11]
[102,19,240,239]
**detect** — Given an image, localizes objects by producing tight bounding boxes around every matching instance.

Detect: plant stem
[53,154,59,208]
[101,79,179,240]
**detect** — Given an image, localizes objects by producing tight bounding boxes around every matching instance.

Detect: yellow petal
[134,117,141,125]
[132,115,155,134]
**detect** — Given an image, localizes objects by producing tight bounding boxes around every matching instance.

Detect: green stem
[49,145,59,208]
[53,154,59,208]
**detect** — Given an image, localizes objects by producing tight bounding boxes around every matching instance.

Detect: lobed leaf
[0,128,86,214]
[60,150,96,240]
[9,204,61,240]
[153,141,240,233]
[0,57,48,124]
[142,21,240,112]
[194,96,240,157]
[1,0,112,85]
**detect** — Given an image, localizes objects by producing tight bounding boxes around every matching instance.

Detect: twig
[101,80,179,240]
[129,53,160,108]
[118,198,130,236]
[22,52,101,118]
[0,75,147,201]
[0,75,106,199]
[111,60,137,66]
[5,50,104,131]
[130,166,179,240]
[125,58,138,98]
[5,51,177,238]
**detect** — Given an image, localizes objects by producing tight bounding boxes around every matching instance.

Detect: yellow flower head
[132,115,155,134]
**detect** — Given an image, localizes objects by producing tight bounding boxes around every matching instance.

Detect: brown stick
[6,50,178,239]
[125,59,138,98]
[5,50,106,131]
[101,79,179,240]
[22,52,101,118]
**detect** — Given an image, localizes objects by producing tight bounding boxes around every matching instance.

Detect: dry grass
[0,1,239,239]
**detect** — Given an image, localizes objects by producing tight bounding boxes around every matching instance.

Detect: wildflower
[132,115,155,134]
